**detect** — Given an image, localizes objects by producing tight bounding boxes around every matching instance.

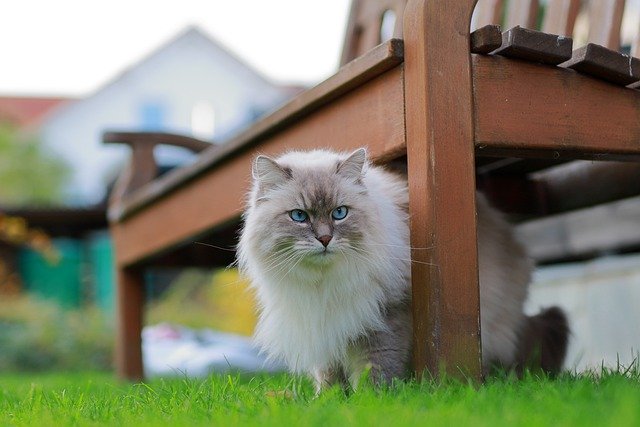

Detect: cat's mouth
[303,248,335,265]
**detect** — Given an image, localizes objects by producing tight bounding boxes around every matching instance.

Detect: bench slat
[542,0,580,36]
[587,0,625,50]
[470,24,502,54]
[504,0,539,30]
[493,26,573,64]
[562,43,640,86]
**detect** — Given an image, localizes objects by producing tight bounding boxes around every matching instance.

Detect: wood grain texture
[470,24,503,54]
[473,54,640,159]
[493,26,573,64]
[505,0,539,29]
[404,0,482,381]
[562,43,640,86]
[109,40,404,223]
[115,267,145,380]
[542,0,580,36]
[587,0,625,50]
[111,66,405,267]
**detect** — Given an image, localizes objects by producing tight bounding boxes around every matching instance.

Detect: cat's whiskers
[349,245,438,267]
[260,247,295,268]
[271,249,312,284]
[215,251,300,287]
[193,241,237,252]
[277,251,309,283]
[363,242,437,251]
[265,250,301,277]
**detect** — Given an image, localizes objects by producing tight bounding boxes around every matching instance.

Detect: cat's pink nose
[317,235,332,247]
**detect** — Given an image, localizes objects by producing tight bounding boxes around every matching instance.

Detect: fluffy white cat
[238,148,567,390]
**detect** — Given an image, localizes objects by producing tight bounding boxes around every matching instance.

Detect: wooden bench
[106,0,640,380]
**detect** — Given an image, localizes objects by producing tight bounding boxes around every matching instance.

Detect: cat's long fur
[238,148,567,389]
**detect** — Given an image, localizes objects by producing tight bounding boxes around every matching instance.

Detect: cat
[238,148,568,390]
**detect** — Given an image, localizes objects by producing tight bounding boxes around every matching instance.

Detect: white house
[40,26,300,205]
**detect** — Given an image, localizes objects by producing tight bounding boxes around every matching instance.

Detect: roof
[0,96,72,128]
[84,26,277,103]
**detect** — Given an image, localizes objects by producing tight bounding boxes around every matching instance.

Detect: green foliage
[0,366,639,426]
[0,295,113,372]
[0,124,70,206]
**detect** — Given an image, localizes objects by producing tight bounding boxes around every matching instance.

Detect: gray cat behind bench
[238,148,568,391]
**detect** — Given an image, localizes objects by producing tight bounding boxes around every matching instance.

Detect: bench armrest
[103,131,211,203]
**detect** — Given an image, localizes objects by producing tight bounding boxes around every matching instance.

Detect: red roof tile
[0,96,72,128]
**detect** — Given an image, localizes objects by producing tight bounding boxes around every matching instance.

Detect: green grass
[1,368,639,426]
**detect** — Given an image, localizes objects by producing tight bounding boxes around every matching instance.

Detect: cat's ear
[253,155,291,191]
[337,148,367,181]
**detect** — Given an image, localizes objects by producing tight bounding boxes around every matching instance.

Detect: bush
[0,295,113,372]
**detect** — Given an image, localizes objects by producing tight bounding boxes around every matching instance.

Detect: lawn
[1,368,639,427]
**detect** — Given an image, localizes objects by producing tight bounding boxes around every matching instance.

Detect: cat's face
[246,149,373,270]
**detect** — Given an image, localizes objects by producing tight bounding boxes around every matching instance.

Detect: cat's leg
[347,301,412,388]
[312,366,348,394]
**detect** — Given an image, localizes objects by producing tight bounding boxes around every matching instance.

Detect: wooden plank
[109,40,404,223]
[471,0,503,30]
[587,0,625,50]
[473,54,640,160]
[542,0,580,36]
[562,43,640,86]
[111,65,406,267]
[115,267,145,380]
[478,160,640,217]
[404,0,481,381]
[470,24,502,54]
[517,196,640,263]
[533,161,640,215]
[504,0,539,30]
[103,132,212,152]
[493,26,573,64]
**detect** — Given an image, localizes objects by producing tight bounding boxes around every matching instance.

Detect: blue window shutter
[139,102,166,130]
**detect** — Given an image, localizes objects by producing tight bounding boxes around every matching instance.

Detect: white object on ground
[142,323,285,378]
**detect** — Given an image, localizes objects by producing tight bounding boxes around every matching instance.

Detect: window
[191,101,215,140]
[139,101,167,131]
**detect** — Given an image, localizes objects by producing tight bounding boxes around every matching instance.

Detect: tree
[0,124,70,206]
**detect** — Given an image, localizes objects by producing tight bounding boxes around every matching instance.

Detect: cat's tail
[515,306,570,376]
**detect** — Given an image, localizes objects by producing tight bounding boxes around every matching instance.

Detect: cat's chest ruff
[268,267,387,355]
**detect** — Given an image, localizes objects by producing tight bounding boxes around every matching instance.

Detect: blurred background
[0,0,638,376]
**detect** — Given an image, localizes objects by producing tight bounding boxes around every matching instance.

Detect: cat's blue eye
[332,206,348,220]
[289,209,308,222]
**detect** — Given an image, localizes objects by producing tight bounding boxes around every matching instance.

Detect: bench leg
[404,0,482,381]
[115,266,145,381]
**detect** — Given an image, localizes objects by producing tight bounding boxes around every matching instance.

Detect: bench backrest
[474,0,627,51]
[341,0,633,64]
